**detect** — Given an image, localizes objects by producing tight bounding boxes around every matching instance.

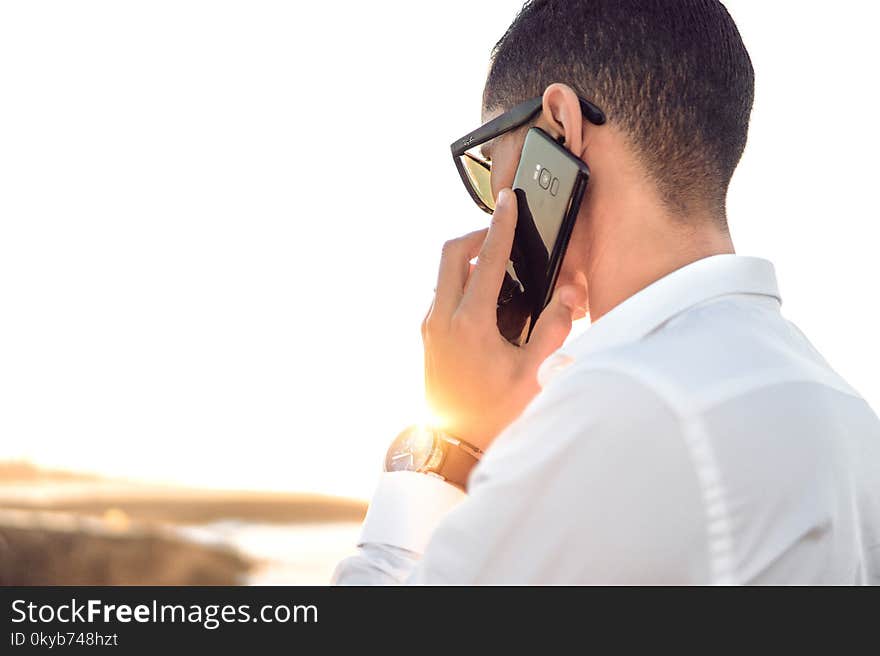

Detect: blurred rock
[0,509,250,585]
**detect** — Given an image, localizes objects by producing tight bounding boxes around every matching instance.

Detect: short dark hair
[484,0,755,221]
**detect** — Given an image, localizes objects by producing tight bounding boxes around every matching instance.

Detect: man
[333,0,880,584]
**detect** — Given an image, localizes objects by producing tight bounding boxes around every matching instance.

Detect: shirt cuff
[358,471,466,554]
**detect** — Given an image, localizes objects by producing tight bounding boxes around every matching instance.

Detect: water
[178,521,362,585]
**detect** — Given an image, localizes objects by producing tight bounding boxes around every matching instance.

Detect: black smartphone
[496,127,590,345]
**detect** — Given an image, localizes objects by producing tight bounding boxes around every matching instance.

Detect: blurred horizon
[0,459,366,585]
[0,458,369,503]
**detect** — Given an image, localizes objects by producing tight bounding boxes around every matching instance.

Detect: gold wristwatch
[384,425,483,491]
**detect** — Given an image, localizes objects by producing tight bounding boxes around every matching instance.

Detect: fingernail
[558,286,578,310]
[558,286,587,316]
[496,189,509,209]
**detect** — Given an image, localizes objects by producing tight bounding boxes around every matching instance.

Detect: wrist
[384,425,483,491]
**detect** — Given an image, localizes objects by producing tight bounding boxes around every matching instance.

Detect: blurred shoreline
[0,462,366,585]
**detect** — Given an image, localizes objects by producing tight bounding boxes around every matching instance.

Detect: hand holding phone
[496,128,590,345]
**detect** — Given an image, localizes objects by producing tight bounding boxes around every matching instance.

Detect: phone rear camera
[539,168,552,189]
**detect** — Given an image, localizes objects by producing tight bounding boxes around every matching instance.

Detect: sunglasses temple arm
[450,98,543,155]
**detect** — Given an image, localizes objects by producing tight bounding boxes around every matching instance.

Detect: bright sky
[1,1,878,500]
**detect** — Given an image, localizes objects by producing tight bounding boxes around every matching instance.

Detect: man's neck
[586,218,735,322]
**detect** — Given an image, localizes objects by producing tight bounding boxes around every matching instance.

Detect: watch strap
[437,434,482,491]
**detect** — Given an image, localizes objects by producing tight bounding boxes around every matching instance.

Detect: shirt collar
[537,254,782,387]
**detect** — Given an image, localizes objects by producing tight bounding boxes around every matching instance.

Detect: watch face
[385,425,436,472]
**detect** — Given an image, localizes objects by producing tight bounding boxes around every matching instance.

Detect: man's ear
[540,83,585,158]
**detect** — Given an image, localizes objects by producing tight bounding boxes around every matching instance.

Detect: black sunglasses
[450,95,606,214]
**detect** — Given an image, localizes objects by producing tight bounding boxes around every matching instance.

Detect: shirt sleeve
[334,368,711,585]
[331,472,465,585]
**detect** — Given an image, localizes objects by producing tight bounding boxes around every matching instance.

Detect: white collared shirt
[333,255,880,584]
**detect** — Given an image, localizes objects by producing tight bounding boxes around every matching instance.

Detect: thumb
[524,284,587,364]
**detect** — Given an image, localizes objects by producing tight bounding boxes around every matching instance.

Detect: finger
[421,294,434,340]
[460,188,517,319]
[432,228,489,320]
[523,284,587,365]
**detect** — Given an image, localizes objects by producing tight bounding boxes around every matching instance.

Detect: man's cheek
[490,158,519,199]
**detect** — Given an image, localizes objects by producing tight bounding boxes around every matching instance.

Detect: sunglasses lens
[459,153,495,212]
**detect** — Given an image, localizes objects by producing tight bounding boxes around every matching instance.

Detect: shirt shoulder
[550,296,861,415]
[525,296,880,583]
